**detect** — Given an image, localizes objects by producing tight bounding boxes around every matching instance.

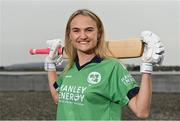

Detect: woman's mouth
[78,41,90,44]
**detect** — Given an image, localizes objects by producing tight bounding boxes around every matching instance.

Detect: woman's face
[69,15,99,54]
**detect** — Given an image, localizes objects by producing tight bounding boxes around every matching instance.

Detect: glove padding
[140,31,165,73]
[44,39,63,71]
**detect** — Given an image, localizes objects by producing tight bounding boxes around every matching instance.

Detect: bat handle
[29,48,63,55]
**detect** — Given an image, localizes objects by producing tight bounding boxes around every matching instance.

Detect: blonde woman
[44,9,164,120]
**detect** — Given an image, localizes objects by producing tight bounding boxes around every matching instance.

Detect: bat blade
[106,38,144,59]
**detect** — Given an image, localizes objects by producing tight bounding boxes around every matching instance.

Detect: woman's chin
[77,48,95,54]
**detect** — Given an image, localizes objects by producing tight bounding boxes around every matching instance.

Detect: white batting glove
[140,31,165,74]
[44,39,63,71]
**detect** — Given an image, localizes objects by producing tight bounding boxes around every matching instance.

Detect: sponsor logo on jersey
[121,74,135,85]
[59,84,87,106]
[87,72,101,84]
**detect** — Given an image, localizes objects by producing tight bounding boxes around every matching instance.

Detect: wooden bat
[29,38,144,59]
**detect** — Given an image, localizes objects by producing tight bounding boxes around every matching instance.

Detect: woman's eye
[87,29,93,32]
[73,30,79,33]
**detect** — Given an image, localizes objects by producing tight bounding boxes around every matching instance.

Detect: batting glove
[140,31,165,74]
[44,39,63,71]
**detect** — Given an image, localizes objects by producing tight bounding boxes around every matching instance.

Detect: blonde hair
[64,9,110,72]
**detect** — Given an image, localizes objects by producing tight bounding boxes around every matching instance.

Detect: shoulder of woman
[104,58,127,69]
[104,57,121,64]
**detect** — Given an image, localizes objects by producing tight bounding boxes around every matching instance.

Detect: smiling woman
[64,9,109,71]
[69,15,99,58]
[44,9,165,120]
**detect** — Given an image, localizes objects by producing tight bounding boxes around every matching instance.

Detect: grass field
[0,91,180,120]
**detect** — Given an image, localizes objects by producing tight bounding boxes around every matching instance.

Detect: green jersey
[55,56,139,120]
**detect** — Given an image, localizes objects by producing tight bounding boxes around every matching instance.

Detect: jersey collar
[75,56,103,71]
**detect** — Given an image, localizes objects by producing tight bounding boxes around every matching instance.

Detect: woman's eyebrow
[85,27,94,30]
[71,26,95,30]
[71,27,79,30]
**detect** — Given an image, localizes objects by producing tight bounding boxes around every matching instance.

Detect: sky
[0,0,180,66]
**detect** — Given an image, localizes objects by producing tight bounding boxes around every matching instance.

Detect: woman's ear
[97,32,101,40]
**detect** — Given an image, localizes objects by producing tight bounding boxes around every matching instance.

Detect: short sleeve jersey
[55,57,139,120]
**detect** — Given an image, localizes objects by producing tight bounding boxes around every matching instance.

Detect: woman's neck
[77,51,96,66]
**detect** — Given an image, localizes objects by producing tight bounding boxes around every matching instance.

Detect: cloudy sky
[0,0,180,66]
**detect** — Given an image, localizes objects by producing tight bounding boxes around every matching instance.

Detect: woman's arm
[128,73,152,118]
[48,71,59,104]
[128,31,164,118]
[44,39,63,104]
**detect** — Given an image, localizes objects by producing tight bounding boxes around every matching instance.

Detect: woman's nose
[79,31,88,39]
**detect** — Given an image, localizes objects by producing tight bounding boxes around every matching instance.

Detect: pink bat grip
[29,48,63,55]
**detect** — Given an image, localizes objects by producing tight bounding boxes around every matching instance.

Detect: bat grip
[29,48,63,55]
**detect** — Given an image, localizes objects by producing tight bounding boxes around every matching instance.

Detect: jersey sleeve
[110,62,139,106]
[53,74,63,92]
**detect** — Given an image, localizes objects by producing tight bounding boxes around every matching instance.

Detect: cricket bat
[29,38,144,59]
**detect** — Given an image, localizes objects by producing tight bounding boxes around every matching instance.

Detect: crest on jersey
[87,72,101,84]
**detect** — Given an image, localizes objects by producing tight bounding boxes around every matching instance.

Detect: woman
[44,9,164,120]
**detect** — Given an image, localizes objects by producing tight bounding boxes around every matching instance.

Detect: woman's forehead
[70,15,97,28]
